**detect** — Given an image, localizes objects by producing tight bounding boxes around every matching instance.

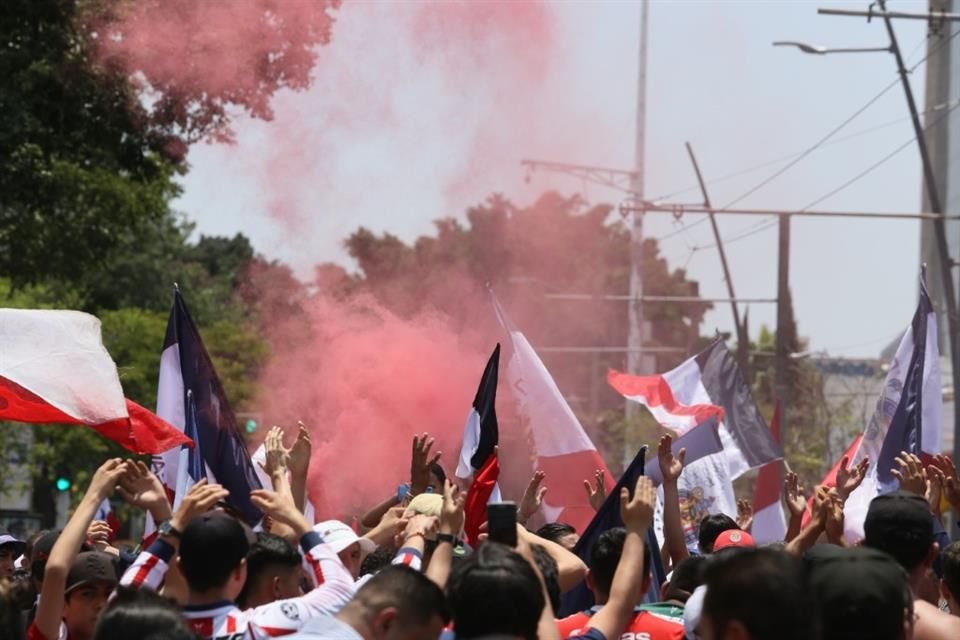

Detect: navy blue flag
[153,288,263,526]
[559,445,667,616]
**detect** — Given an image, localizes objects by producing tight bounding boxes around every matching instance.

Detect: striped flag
[492,297,614,533]
[0,309,189,454]
[150,289,263,527]
[751,403,787,544]
[457,344,502,544]
[840,274,941,539]
[610,339,782,548]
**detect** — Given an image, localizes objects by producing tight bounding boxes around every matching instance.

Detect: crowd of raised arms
[4,428,960,640]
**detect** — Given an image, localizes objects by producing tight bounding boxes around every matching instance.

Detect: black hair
[663,554,708,603]
[447,542,544,640]
[360,547,397,577]
[704,547,808,640]
[698,514,739,554]
[93,586,196,640]
[588,527,651,597]
[942,541,960,603]
[236,533,302,609]
[350,565,449,626]
[535,523,576,545]
[0,577,31,640]
[530,544,560,613]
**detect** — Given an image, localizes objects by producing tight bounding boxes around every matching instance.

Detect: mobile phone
[487,501,518,547]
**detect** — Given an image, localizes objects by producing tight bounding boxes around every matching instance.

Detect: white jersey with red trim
[121,531,355,639]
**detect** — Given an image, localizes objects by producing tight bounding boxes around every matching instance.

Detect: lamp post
[773,41,891,54]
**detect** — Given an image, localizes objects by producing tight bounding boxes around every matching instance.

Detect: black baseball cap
[180,512,257,576]
[805,545,912,640]
[65,551,118,594]
[864,490,934,570]
[30,531,92,582]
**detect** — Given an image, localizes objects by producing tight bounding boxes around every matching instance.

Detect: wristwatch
[436,533,458,546]
[158,520,181,539]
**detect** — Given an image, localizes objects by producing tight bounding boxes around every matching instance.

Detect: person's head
[698,514,739,554]
[236,532,303,609]
[712,530,756,552]
[93,586,195,640]
[863,491,936,576]
[361,547,398,577]
[530,544,560,613]
[63,551,119,640]
[336,565,448,640]
[314,520,376,580]
[535,523,578,551]
[804,545,914,640]
[940,540,960,614]
[585,527,651,604]
[0,534,24,579]
[177,512,256,601]
[428,464,446,494]
[447,542,544,640]
[661,554,708,603]
[30,530,60,587]
[699,547,807,640]
[0,577,31,640]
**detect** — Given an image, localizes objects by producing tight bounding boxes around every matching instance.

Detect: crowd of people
[3,426,960,640]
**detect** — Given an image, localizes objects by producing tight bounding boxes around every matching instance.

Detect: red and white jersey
[26,620,68,640]
[121,531,355,639]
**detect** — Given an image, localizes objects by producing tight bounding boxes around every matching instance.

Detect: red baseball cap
[713,529,756,550]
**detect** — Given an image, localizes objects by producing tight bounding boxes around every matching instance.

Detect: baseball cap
[407,494,442,518]
[180,511,257,575]
[712,529,755,551]
[65,551,118,594]
[0,533,25,557]
[805,545,912,640]
[864,490,934,569]
[313,520,375,554]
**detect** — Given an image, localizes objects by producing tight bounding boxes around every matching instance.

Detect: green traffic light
[245,419,257,433]
[55,477,71,492]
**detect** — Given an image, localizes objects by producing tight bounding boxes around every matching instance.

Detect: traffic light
[55,476,71,492]
[245,419,257,433]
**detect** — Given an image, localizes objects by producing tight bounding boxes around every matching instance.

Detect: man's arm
[361,433,440,528]
[783,471,806,543]
[658,434,690,565]
[287,422,312,513]
[583,476,656,640]
[519,526,587,593]
[786,486,828,556]
[35,459,128,640]
[425,480,464,589]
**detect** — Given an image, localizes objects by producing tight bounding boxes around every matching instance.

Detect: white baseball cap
[313,520,376,555]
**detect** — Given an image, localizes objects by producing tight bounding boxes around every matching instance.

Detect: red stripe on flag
[802,433,864,527]
[753,403,783,510]
[607,370,725,424]
[464,453,500,546]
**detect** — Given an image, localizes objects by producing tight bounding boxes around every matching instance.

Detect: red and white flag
[751,403,787,544]
[494,299,613,533]
[0,309,190,454]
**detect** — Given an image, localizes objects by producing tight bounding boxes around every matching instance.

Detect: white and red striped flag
[0,309,190,454]
[751,403,787,544]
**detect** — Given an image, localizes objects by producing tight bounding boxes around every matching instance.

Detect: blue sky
[175,0,937,359]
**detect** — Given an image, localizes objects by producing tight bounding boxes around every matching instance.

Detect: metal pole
[818,7,960,21]
[685,142,750,379]
[878,0,960,504]
[624,204,960,220]
[775,215,792,436]
[625,0,650,467]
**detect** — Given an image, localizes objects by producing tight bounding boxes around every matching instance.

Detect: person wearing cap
[30,458,129,640]
[863,490,960,640]
[0,532,25,579]
[119,480,356,639]
[804,545,915,640]
[313,519,377,581]
[710,530,755,552]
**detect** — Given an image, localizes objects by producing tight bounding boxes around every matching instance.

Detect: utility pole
[775,215,791,433]
[625,0,651,468]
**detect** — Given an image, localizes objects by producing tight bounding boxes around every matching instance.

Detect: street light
[773,41,891,55]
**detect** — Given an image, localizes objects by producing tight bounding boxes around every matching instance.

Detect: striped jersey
[557,603,685,640]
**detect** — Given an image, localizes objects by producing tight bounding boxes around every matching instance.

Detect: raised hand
[822,490,845,544]
[86,520,112,550]
[835,455,870,499]
[88,458,129,500]
[411,433,442,495]
[519,470,547,524]
[784,471,807,518]
[657,434,686,485]
[261,426,289,479]
[440,480,465,535]
[811,485,830,527]
[171,479,229,532]
[250,487,310,537]
[288,421,312,475]
[583,469,607,512]
[399,513,439,547]
[736,499,754,532]
[118,460,170,513]
[927,463,945,514]
[931,454,960,513]
[621,476,656,533]
[891,452,928,497]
